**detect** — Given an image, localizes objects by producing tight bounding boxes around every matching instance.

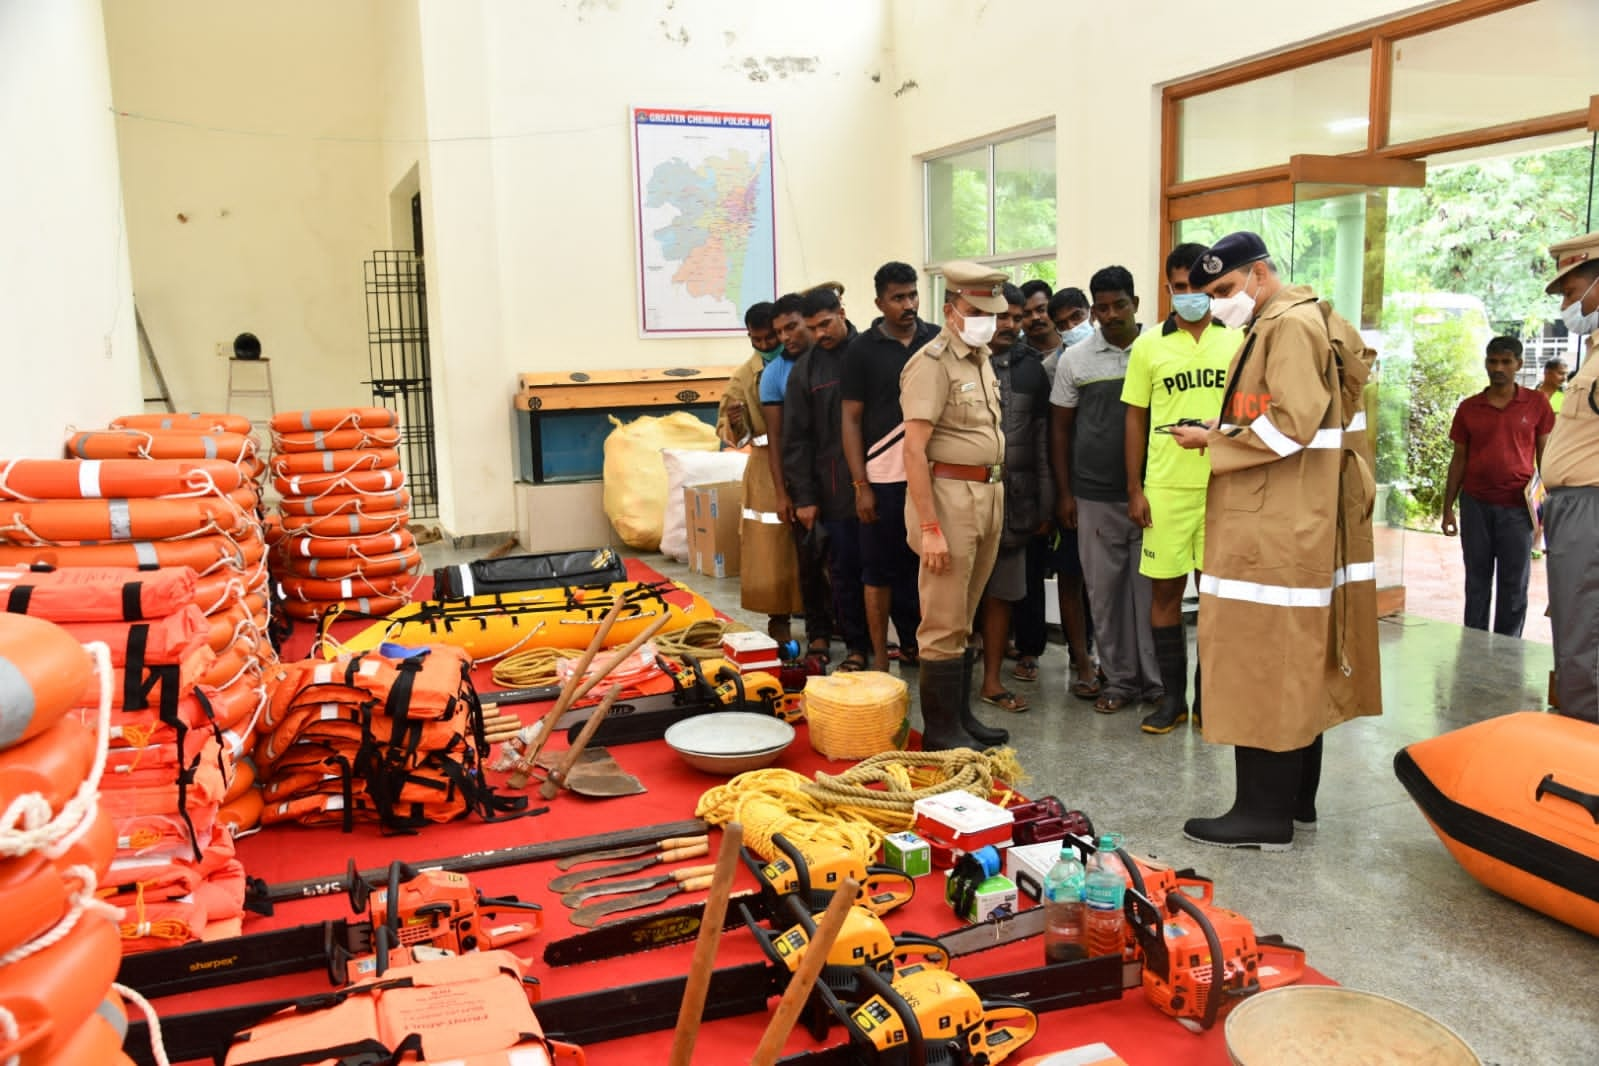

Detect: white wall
[0,0,141,457]
[884,0,1443,302]
[102,0,390,418]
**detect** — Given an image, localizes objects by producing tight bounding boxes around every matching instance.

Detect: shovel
[535,745,644,798]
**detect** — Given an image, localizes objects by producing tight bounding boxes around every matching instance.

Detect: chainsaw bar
[116,918,367,998]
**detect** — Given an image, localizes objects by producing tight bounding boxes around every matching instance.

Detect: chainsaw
[1124,886,1307,1032]
[118,858,542,998]
[543,832,916,965]
[546,653,785,747]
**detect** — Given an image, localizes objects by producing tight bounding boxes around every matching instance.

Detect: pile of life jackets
[0,611,136,1065]
[0,566,255,957]
[266,407,421,622]
[257,643,523,832]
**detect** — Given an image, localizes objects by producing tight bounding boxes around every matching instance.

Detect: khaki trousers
[906,478,1003,660]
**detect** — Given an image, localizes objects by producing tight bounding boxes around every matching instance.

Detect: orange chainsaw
[1125,886,1306,1032]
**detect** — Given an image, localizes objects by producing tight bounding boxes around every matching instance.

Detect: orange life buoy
[200,638,257,690]
[53,802,116,883]
[270,407,398,434]
[273,467,405,498]
[0,855,73,958]
[0,533,264,576]
[0,916,122,1065]
[0,614,93,751]
[217,787,264,837]
[279,509,408,538]
[271,426,401,453]
[276,488,411,517]
[222,754,257,802]
[276,572,415,603]
[0,717,97,816]
[38,993,132,1066]
[275,547,421,580]
[278,594,409,622]
[0,490,257,543]
[0,564,197,622]
[278,529,414,559]
[111,412,253,436]
[209,671,263,732]
[269,447,400,479]
[67,429,257,465]
[0,457,244,500]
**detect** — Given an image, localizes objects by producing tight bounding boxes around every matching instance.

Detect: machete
[246,817,708,907]
[546,838,710,892]
[559,863,716,907]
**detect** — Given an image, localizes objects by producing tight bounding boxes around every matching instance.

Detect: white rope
[1,1004,21,1066]
[0,864,120,967]
[113,981,172,1066]
[0,642,111,860]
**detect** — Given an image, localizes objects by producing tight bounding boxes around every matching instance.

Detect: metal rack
[364,250,438,518]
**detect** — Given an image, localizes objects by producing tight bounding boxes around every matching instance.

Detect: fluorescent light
[1326,116,1370,134]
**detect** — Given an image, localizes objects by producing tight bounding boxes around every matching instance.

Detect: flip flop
[1012,657,1039,682]
[1094,694,1130,714]
[807,637,833,662]
[898,646,920,666]
[836,653,869,673]
[982,690,1030,713]
[1071,673,1103,700]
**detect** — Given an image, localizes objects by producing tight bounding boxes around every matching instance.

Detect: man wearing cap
[1541,232,1599,722]
[1169,231,1381,850]
[899,261,1012,750]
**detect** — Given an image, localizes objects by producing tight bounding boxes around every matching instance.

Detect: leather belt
[931,461,1004,484]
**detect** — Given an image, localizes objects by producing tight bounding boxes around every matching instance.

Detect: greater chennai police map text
[633,108,776,336]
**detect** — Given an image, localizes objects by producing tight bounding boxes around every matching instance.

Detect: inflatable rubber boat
[1394,711,1599,937]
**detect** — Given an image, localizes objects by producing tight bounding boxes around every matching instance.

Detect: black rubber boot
[1141,624,1190,734]
[1295,734,1322,831]
[917,658,980,751]
[1182,746,1298,851]
[960,648,1009,747]
[1190,660,1202,731]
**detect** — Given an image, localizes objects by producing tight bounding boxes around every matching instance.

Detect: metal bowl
[664,712,796,775]
[1226,986,1480,1066]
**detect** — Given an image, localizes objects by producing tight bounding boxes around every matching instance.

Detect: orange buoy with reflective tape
[279,509,408,538]
[278,529,414,559]
[0,457,244,499]
[0,917,122,1064]
[277,572,415,603]
[276,488,411,517]
[279,595,409,622]
[269,407,398,434]
[272,467,404,498]
[111,411,253,436]
[67,429,257,465]
[0,490,256,543]
[270,448,400,478]
[272,426,401,453]
[276,547,421,580]
[0,613,94,752]
[0,533,264,576]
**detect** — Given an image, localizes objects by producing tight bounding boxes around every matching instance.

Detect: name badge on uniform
[957,381,977,393]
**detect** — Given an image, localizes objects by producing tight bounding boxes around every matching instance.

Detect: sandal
[807,637,833,662]
[836,653,869,673]
[1094,694,1130,714]
[1071,671,1104,701]
[897,646,919,667]
[1012,656,1039,683]
[887,642,901,661]
[982,690,1030,713]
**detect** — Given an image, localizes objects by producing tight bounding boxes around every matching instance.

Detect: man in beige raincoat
[1170,231,1382,851]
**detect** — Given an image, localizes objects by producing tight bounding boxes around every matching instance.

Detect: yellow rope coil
[489,646,580,689]
[694,748,1025,860]
[652,618,731,660]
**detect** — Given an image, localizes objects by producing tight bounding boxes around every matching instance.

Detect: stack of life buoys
[255,644,524,832]
[267,408,420,622]
[0,610,136,1065]
[0,420,275,767]
[0,565,254,961]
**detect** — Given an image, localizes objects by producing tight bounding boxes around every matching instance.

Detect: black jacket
[990,341,1054,546]
[782,323,859,522]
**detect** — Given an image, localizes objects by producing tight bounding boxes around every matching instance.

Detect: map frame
[631,106,777,338]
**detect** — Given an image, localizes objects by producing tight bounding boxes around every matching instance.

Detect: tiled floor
[425,539,1595,1065]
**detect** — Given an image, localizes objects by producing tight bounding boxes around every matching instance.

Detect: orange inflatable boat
[1395,711,1599,938]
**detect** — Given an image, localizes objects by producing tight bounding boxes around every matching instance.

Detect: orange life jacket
[0,563,198,621]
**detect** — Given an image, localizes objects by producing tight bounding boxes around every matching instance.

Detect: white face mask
[1560,275,1599,335]
[957,311,998,347]
[1209,270,1257,329]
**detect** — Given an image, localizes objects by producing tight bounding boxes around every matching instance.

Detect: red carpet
[154,559,1332,1064]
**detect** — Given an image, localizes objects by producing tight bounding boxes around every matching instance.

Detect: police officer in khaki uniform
[901,261,1011,750]
[1542,231,1599,722]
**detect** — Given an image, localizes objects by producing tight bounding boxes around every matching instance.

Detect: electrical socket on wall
[216,341,228,358]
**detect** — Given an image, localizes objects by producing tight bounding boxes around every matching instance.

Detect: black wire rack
[364,250,438,518]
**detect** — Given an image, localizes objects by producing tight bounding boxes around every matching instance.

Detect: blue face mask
[1060,321,1094,347]
[1172,292,1211,323]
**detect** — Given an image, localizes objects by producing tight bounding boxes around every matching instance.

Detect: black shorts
[1049,523,1083,578]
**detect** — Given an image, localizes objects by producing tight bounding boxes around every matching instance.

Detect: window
[924,125,1057,312]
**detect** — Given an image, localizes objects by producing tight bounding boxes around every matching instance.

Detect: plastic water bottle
[1084,834,1127,959]
[1042,846,1087,963]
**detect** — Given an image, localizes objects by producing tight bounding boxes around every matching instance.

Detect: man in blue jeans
[1441,335,1555,636]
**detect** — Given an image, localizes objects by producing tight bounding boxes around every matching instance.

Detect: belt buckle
[986,464,1003,484]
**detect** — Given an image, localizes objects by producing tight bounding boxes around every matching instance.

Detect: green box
[882,831,931,877]
[965,874,1018,924]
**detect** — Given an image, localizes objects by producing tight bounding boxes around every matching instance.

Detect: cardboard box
[686,481,742,579]
[882,832,931,878]
[1006,841,1066,902]
[954,873,1017,923]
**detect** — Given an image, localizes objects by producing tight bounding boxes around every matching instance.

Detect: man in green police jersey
[1122,243,1244,734]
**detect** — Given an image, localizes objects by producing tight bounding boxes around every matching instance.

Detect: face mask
[1060,321,1093,347]
[957,312,997,347]
[1210,271,1257,329]
[1172,292,1211,323]
[1561,276,1599,334]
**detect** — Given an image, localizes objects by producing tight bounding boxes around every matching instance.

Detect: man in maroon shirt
[1441,335,1555,636]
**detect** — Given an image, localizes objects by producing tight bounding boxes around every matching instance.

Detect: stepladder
[226,357,276,441]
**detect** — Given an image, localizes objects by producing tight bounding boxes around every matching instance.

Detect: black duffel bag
[433,547,627,599]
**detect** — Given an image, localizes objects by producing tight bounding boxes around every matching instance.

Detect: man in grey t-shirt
[1049,266,1161,715]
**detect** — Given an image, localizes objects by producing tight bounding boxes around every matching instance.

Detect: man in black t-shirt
[842,262,936,670]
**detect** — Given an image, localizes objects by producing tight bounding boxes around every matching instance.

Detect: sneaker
[1140,701,1190,734]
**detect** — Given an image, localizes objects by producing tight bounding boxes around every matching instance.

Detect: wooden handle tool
[751,877,859,1066]
[668,824,745,1066]
[539,683,621,799]
[508,596,626,787]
